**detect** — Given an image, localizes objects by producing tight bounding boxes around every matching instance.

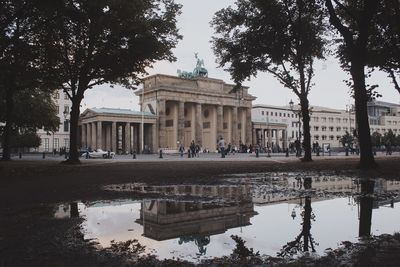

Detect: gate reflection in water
[54,177,400,261]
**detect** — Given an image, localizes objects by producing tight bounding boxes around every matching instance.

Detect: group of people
[179,140,201,158]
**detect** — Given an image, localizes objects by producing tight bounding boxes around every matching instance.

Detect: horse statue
[177,53,208,79]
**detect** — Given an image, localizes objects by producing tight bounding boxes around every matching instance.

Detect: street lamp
[63,110,70,158]
[289,99,301,142]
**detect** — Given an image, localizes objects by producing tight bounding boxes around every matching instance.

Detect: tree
[0,87,60,152]
[325,0,379,168]
[382,129,396,147]
[370,131,382,149]
[0,0,56,160]
[339,131,354,147]
[40,0,182,163]
[368,0,400,94]
[211,0,327,161]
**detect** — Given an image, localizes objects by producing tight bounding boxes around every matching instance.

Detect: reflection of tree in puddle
[358,179,375,237]
[178,235,210,255]
[279,177,318,257]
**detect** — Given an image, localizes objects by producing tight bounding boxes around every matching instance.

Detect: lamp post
[63,110,70,158]
[289,99,301,140]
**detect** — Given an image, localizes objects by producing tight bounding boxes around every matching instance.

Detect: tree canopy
[212,0,327,161]
[38,0,182,163]
[325,0,380,169]
[0,0,57,160]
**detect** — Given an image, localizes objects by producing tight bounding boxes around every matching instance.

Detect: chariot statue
[177,53,208,79]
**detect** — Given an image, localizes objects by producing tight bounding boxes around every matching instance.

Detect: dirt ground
[1,156,400,266]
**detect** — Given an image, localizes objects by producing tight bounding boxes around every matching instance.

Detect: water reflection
[279,177,317,257]
[359,179,375,237]
[55,175,400,261]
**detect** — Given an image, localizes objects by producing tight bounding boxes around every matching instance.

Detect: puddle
[54,174,400,262]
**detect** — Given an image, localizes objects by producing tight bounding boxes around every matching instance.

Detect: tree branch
[325,0,354,46]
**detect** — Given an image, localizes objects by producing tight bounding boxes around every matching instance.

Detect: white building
[252,100,400,149]
[36,89,71,152]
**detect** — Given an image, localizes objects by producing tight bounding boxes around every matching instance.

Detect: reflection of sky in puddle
[53,176,400,262]
[72,196,400,262]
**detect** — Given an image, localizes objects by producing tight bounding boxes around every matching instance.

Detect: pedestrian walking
[218,137,225,158]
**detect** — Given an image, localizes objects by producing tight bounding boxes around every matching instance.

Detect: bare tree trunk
[300,95,312,161]
[359,179,374,237]
[65,96,82,164]
[1,89,14,161]
[351,60,376,169]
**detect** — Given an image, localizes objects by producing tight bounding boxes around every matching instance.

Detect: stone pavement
[8,151,397,162]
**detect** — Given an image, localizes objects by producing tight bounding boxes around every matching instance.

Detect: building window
[330,135,334,140]
[166,120,174,127]
[314,135,319,140]
[55,92,60,99]
[43,138,49,152]
[238,123,242,129]
[184,121,191,128]
[314,126,319,131]
[64,121,69,132]
[261,111,264,115]
[322,135,327,140]
[292,131,294,138]
[64,105,69,114]
[329,126,334,131]
[291,114,294,118]
[64,139,69,150]
[165,107,170,116]
[64,92,69,100]
[343,118,348,123]
[336,127,341,131]
[223,122,228,129]
[203,122,211,129]
[336,136,341,140]
[203,109,209,118]
[54,138,59,151]
[275,112,277,116]
[336,118,341,123]
[55,105,59,114]
[266,112,269,115]
[328,117,334,123]
[322,126,326,131]
[321,117,326,122]
[313,117,319,122]
[343,127,348,131]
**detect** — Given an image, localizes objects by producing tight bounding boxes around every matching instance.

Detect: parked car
[82,149,115,159]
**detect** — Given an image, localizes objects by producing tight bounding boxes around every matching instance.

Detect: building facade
[79,108,157,154]
[252,100,400,149]
[137,74,256,151]
[78,74,255,153]
[36,89,71,152]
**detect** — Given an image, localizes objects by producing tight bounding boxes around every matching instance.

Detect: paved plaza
[8,150,398,162]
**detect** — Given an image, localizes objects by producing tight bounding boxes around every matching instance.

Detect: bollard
[256,148,259,158]
[159,149,163,159]
[19,152,22,159]
[345,148,349,156]
[188,149,191,158]
[42,152,45,159]
[285,148,289,157]
[133,151,136,159]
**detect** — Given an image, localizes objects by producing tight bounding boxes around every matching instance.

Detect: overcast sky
[81,0,400,112]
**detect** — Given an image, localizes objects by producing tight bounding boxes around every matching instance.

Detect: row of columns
[158,99,252,148]
[81,121,151,153]
[254,128,288,150]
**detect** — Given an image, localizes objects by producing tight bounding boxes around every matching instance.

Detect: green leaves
[211,0,326,95]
